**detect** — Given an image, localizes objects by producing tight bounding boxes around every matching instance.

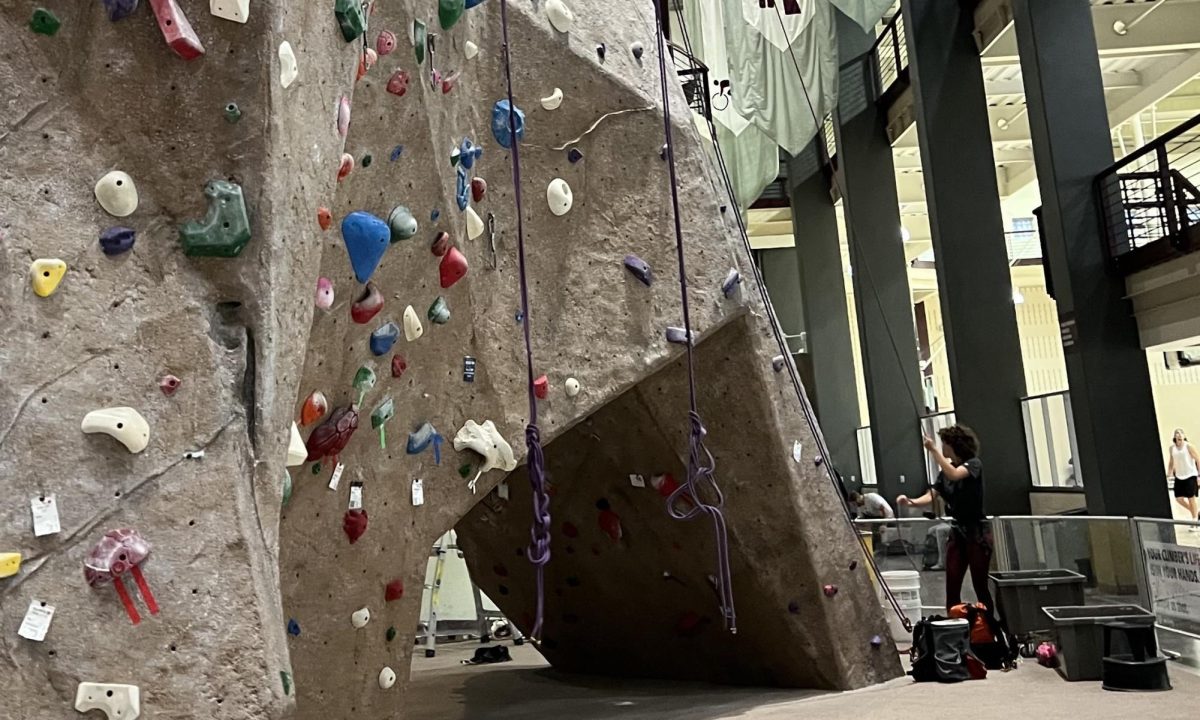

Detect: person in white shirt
[1168,428,1200,526]
[850,491,895,520]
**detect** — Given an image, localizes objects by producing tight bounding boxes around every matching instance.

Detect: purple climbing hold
[490,99,525,150]
[390,145,404,162]
[341,211,392,283]
[287,618,301,636]
[787,601,800,614]
[103,0,139,21]
[99,227,136,256]
[870,634,883,648]
[370,322,400,356]
[567,147,584,164]
[722,269,742,297]
[665,327,694,345]
[623,254,652,286]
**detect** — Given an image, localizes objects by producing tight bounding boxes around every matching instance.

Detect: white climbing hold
[547,178,573,216]
[184,450,205,460]
[81,407,150,454]
[792,440,803,463]
[378,666,397,689]
[75,683,141,720]
[565,377,580,397]
[540,88,563,111]
[279,41,298,88]
[94,171,138,217]
[545,0,574,33]
[351,607,371,628]
[403,305,424,342]
[465,206,485,240]
[209,0,249,23]
[453,419,517,493]
[464,40,479,59]
[286,422,307,467]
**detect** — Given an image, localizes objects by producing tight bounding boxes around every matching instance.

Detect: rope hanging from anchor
[498,0,552,642]
[652,0,736,634]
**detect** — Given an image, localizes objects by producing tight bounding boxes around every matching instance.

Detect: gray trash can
[1044,605,1156,681]
[989,569,1086,636]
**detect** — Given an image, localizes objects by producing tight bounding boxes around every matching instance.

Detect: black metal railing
[667,41,712,123]
[1098,112,1200,273]
[871,12,909,103]
[822,113,837,165]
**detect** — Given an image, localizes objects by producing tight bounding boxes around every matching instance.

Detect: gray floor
[407,640,1196,720]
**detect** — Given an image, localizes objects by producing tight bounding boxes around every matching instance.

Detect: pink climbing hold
[439,246,468,288]
[533,374,549,399]
[315,277,334,309]
[385,578,404,601]
[386,69,410,97]
[343,509,368,544]
[822,584,839,598]
[337,95,351,137]
[84,528,159,625]
[337,153,355,182]
[376,30,397,55]
[148,0,205,61]
[159,374,181,396]
[356,48,378,81]
[598,510,622,542]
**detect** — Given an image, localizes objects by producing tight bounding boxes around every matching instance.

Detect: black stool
[1101,621,1171,692]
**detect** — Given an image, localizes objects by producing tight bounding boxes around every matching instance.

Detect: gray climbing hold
[722,268,742,297]
[387,206,418,242]
[623,254,652,286]
[630,41,644,60]
[666,327,694,345]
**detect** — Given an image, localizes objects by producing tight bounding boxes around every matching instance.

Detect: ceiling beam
[1105,50,1200,127]
[984,70,1142,97]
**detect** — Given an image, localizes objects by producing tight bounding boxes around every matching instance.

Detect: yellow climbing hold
[30,258,66,297]
[0,552,21,578]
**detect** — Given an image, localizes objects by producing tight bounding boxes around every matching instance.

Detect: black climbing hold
[596,43,606,61]
[362,154,372,168]
[566,147,584,164]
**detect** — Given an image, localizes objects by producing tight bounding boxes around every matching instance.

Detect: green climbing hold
[312,462,322,475]
[282,471,293,506]
[335,0,366,42]
[354,365,377,406]
[280,670,292,696]
[458,463,472,479]
[371,397,395,448]
[179,180,252,257]
[224,102,242,123]
[30,8,60,35]
[428,296,450,325]
[414,20,427,64]
[362,154,372,168]
[386,625,397,642]
[439,0,465,29]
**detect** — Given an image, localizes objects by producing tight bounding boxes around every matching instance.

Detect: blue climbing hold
[722,269,742,297]
[567,147,584,164]
[370,322,400,356]
[99,227,136,256]
[431,208,441,222]
[390,145,404,162]
[287,618,301,636]
[407,422,439,455]
[459,137,482,169]
[432,433,443,465]
[491,99,525,150]
[341,211,391,283]
[456,166,469,211]
[465,0,487,7]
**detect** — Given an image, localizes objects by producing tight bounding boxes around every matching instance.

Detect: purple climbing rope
[652,0,736,633]
[499,0,551,641]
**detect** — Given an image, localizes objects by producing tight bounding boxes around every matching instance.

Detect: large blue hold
[103,0,138,21]
[341,211,391,283]
[491,99,525,150]
[459,137,482,169]
[455,166,469,211]
[370,322,400,356]
[465,0,487,8]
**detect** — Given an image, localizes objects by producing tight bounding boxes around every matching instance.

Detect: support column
[786,140,862,487]
[834,11,925,503]
[903,0,1032,515]
[1012,0,1168,517]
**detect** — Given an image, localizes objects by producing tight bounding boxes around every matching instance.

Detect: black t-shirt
[933,457,985,527]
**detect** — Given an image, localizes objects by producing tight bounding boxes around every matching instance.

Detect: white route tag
[497,481,509,500]
[18,599,55,641]
[328,462,346,490]
[31,495,61,537]
[629,474,646,488]
[412,478,425,507]
[349,482,364,510]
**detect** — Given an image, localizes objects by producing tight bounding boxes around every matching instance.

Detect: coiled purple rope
[499,0,551,641]
[653,1,736,633]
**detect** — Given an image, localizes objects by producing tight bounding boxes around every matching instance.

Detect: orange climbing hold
[300,391,328,426]
[317,207,332,230]
[598,509,622,542]
[533,375,549,399]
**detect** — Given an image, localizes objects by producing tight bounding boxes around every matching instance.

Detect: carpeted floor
[406,641,1195,720]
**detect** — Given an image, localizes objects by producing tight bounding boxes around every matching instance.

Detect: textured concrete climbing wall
[2,0,898,718]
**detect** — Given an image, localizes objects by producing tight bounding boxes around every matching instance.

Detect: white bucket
[880,570,923,640]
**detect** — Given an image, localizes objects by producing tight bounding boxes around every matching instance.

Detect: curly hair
[938,424,980,461]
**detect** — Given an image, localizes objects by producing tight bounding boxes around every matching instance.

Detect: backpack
[910,615,976,683]
[949,602,1018,670]
[462,645,512,665]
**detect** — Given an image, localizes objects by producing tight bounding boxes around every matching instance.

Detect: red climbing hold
[385,578,404,601]
[430,231,451,257]
[561,521,579,538]
[492,563,508,577]
[439,246,468,288]
[386,69,410,97]
[351,283,385,324]
[390,354,408,378]
[337,153,355,182]
[305,406,359,461]
[343,509,368,544]
[598,509,622,542]
[823,584,839,598]
[148,0,205,61]
[159,374,181,397]
[533,375,549,399]
[471,177,487,203]
[441,71,460,94]
[654,472,679,498]
[318,207,332,230]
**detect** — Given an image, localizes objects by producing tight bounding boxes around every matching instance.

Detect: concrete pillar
[833,10,926,502]
[1012,0,1168,517]
[903,0,1032,515]
[784,140,862,485]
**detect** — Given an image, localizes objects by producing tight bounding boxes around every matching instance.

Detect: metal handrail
[666,40,712,123]
[870,12,909,98]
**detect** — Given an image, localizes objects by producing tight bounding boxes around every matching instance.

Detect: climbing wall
[2,0,899,718]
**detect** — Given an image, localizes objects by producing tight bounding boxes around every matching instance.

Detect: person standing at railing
[1168,428,1200,527]
[896,425,995,614]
